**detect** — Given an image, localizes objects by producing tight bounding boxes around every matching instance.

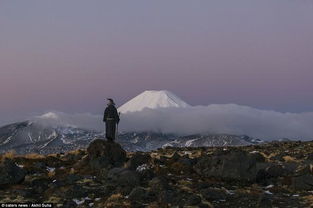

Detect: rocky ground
[0,138,312,208]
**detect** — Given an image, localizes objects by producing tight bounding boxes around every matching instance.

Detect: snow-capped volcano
[118,90,190,113]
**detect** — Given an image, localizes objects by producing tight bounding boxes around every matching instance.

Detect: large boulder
[307,153,313,161]
[107,167,140,188]
[200,188,227,201]
[257,194,273,208]
[128,186,148,201]
[125,152,151,170]
[148,176,170,193]
[170,155,196,174]
[194,149,267,182]
[291,165,313,190]
[265,164,286,178]
[65,184,89,199]
[31,178,51,193]
[87,139,126,170]
[0,159,26,185]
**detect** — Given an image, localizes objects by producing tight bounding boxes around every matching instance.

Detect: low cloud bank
[33,112,103,131]
[33,104,313,140]
[120,104,313,140]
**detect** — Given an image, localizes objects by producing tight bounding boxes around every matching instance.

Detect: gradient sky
[1,0,313,125]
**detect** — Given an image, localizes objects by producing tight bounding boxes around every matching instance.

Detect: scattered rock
[0,159,26,185]
[200,188,227,201]
[125,152,151,170]
[65,174,83,184]
[62,200,78,208]
[194,150,267,182]
[158,189,179,205]
[107,168,140,188]
[291,165,313,190]
[257,194,272,208]
[65,184,89,199]
[170,155,195,174]
[307,153,313,161]
[149,176,170,193]
[128,186,147,201]
[0,140,312,207]
[266,164,286,178]
[135,164,155,181]
[186,194,202,206]
[31,178,51,193]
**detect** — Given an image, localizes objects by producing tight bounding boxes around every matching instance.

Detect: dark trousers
[105,120,116,141]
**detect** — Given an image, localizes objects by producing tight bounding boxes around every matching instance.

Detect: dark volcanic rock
[266,164,286,178]
[65,174,83,184]
[256,163,289,184]
[135,164,155,182]
[291,165,313,190]
[0,159,26,185]
[257,194,273,208]
[292,174,313,190]
[62,200,78,208]
[107,167,140,188]
[128,186,147,201]
[125,152,151,170]
[65,184,89,199]
[148,176,170,193]
[170,155,196,174]
[186,194,202,206]
[158,189,179,205]
[194,149,267,182]
[0,140,312,207]
[200,188,227,201]
[31,178,51,193]
[87,138,126,170]
[307,153,313,161]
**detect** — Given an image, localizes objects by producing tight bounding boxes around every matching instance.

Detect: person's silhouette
[103,98,120,141]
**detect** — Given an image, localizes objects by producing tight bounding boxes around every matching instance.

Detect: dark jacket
[103,104,120,124]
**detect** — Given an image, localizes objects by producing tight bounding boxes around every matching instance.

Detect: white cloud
[34,111,102,131]
[120,104,313,140]
[33,104,313,140]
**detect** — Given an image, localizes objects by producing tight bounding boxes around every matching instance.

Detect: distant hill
[0,120,262,154]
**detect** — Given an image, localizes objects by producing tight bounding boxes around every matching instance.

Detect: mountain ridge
[0,120,263,154]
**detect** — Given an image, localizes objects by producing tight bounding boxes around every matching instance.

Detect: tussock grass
[23,153,45,160]
[47,170,55,178]
[103,193,131,208]
[0,150,16,162]
[303,195,313,207]
[147,203,160,208]
[69,167,75,174]
[283,155,297,162]
[67,149,84,155]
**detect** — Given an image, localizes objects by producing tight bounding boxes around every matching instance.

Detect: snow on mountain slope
[0,120,262,154]
[162,134,262,148]
[34,112,102,131]
[118,90,190,113]
[0,120,101,154]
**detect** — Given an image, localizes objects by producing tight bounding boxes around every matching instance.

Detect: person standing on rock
[103,98,120,142]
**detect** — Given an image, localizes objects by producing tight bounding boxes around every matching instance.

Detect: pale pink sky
[0,0,313,125]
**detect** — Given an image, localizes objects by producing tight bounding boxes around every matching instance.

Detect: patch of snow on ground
[47,167,55,172]
[73,198,85,205]
[136,164,150,172]
[15,163,24,168]
[265,184,274,189]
